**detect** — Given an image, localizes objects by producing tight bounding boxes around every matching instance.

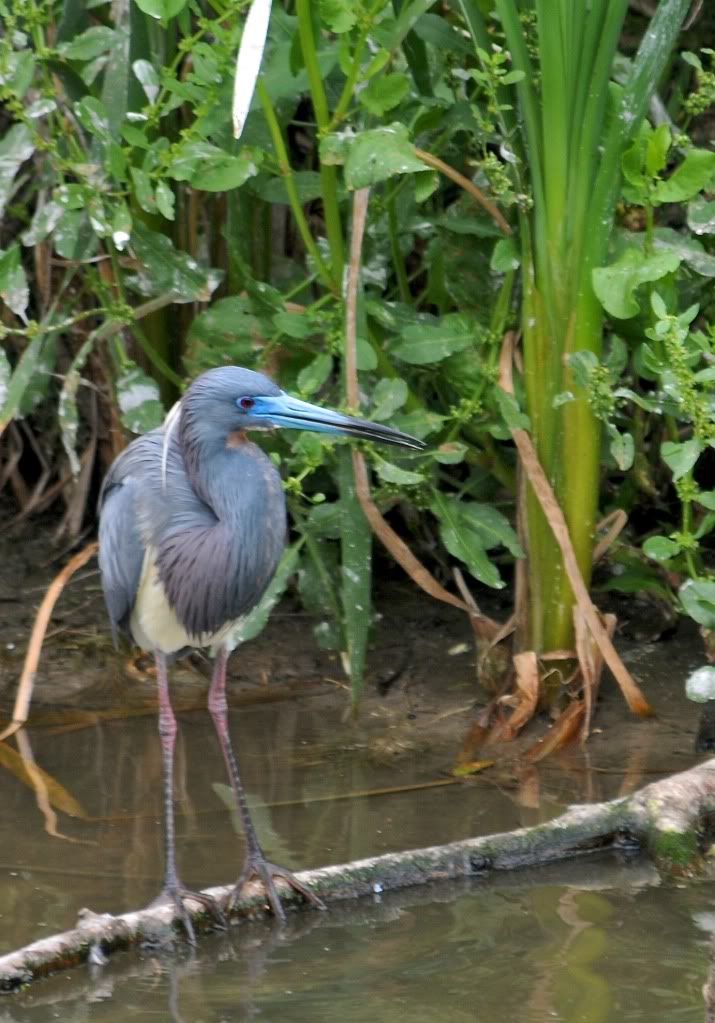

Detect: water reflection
[6,858,713,1023]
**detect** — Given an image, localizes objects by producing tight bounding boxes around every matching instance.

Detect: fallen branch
[1,757,713,990]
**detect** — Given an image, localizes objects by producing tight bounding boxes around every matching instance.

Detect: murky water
[0,561,712,1019]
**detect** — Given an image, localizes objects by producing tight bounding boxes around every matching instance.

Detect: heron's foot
[150,883,226,945]
[224,853,326,923]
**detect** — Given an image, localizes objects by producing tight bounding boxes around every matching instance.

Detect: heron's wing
[97,433,163,644]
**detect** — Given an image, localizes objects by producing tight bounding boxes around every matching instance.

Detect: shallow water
[0,565,712,1019]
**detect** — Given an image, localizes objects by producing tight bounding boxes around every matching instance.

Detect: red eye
[239,397,254,411]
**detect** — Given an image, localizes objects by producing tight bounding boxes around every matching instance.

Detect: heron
[98,365,423,938]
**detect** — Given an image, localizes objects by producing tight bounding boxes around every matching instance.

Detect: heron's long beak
[258,394,425,451]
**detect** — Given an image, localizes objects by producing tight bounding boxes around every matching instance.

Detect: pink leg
[208,646,325,921]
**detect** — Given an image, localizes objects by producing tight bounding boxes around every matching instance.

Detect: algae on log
[1,758,714,991]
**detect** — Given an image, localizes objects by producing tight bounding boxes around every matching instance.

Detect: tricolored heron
[98,366,423,937]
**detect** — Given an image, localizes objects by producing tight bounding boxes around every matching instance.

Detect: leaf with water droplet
[343,124,426,190]
[0,245,29,321]
[116,364,164,434]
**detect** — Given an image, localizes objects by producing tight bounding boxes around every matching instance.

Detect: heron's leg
[154,650,224,943]
[208,646,325,922]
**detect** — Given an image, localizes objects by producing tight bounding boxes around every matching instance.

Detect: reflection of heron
[98,366,423,937]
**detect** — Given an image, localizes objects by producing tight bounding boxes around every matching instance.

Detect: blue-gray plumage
[98,366,423,936]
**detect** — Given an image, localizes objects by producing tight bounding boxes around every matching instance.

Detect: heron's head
[182,366,424,451]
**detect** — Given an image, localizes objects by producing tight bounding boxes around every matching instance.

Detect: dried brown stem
[414,148,512,236]
[0,542,99,742]
[498,333,652,717]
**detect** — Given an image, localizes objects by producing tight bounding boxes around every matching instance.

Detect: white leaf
[232,0,272,140]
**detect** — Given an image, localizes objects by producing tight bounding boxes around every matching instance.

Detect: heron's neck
[177,399,268,519]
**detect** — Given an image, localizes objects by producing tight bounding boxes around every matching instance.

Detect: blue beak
[255,394,424,451]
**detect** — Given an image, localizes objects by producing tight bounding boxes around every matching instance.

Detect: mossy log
[1,757,714,991]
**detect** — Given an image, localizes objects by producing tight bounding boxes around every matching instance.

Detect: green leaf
[494,389,530,431]
[132,0,188,19]
[342,124,426,190]
[645,123,671,177]
[297,353,333,395]
[21,200,63,246]
[358,73,411,116]
[116,363,164,434]
[393,312,475,364]
[0,124,34,220]
[687,196,715,236]
[433,441,467,465]
[609,429,634,471]
[661,438,702,480]
[254,171,322,205]
[154,180,175,221]
[653,149,715,204]
[273,310,313,339]
[643,535,681,561]
[680,579,715,628]
[59,25,116,60]
[374,458,424,485]
[0,349,9,409]
[0,245,29,321]
[130,221,221,302]
[130,166,157,214]
[58,335,95,477]
[459,501,523,557]
[167,142,262,192]
[186,296,262,371]
[319,0,357,33]
[356,335,377,371]
[697,491,715,512]
[432,494,503,589]
[592,248,681,319]
[234,544,302,643]
[490,236,520,272]
[652,226,715,278]
[0,334,46,431]
[370,378,408,421]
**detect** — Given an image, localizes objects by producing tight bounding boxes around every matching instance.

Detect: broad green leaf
[661,438,701,480]
[393,312,475,364]
[154,180,175,221]
[59,25,116,60]
[433,441,467,464]
[167,142,262,192]
[186,296,262,370]
[358,73,410,116]
[697,491,715,511]
[643,535,681,561]
[342,124,426,190]
[234,544,302,643]
[356,335,377,371]
[390,408,444,439]
[297,353,333,395]
[132,58,160,103]
[255,171,322,205]
[680,579,715,628]
[130,166,156,214]
[111,202,132,250]
[0,334,45,431]
[132,0,188,19]
[592,248,681,319]
[609,429,634,471]
[21,200,63,245]
[130,221,221,302]
[54,209,98,260]
[432,494,503,589]
[0,245,29,321]
[687,196,715,236]
[494,388,530,431]
[273,310,313,339]
[490,236,520,272]
[458,501,523,557]
[652,226,715,278]
[653,149,715,204]
[19,335,57,415]
[0,124,34,219]
[116,363,164,434]
[645,123,671,177]
[374,458,424,485]
[371,378,408,421]
[319,0,357,33]
[384,0,437,49]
